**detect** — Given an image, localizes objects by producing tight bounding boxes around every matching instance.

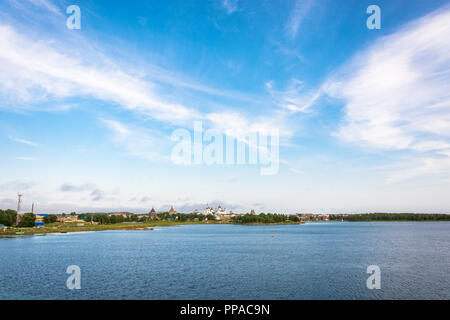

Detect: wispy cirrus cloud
[285,0,315,39]
[0,0,296,168]
[324,6,450,181]
[28,0,62,15]
[387,156,450,183]
[101,119,171,162]
[222,0,238,14]
[265,78,323,114]
[0,19,288,138]
[0,24,199,124]
[9,136,39,147]
[16,156,38,161]
[206,111,291,139]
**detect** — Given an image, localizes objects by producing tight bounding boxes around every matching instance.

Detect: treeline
[163,213,215,222]
[0,210,36,227]
[330,213,450,221]
[82,213,142,224]
[79,212,215,224]
[43,215,58,224]
[17,213,36,227]
[0,209,17,226]
[231,213,300,224]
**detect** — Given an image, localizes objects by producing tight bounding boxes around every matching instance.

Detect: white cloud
[0,3,297,178]
[206,111,290,138]
[101,119,170,162]
[387,156,450,183]
[0,21,288,138]
[266,78,324,113]
[9,136,39,147]
[285,0,315,39]
[288,166,304,175]
[324,7,450,181]
[16,156,38,161]
[222,0,238,14]
[0,24,199,124]
[28,0,61,15]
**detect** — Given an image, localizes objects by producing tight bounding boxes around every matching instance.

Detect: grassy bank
[0,220,221,236]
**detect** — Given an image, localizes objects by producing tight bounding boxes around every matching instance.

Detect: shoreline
[2,220,450,236]
[0,220,306,235]
[0,221,221,236]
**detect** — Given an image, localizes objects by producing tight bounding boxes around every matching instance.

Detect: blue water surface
[0,222,449,299]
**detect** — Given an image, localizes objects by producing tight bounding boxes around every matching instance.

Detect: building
[57,215,84,223]
[298,214,329,221]
[215,205,227,216]
[149,207,157,219]
[110,212,128,218]
[229,211,241,218]
[204,204,213,215]
[34,213,48,226]
[250,209,256,215]
[34,213,47,223]
[299,214,314,221]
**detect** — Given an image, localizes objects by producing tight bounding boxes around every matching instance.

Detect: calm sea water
[0,222,449,300]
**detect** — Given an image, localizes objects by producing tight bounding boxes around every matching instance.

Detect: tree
[0,209,18,227]
[43,214,58,224]
[17,213,36,228]
[93,214,110,224]
[231,213,291,224]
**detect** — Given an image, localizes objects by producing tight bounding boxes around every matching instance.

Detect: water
[0,222,449,300]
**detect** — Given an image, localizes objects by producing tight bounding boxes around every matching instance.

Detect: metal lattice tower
[16,193,23,225]
[17,193,23,213]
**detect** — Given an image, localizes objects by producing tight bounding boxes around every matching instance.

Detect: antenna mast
[17,193,23,213]
[16,193,23,225]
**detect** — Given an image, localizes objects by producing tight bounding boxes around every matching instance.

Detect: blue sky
[1,0,450,214]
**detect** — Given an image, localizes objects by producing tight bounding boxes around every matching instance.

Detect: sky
[1,0,450,214]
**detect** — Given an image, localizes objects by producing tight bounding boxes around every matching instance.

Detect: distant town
[0,194,338,234]
[1,194,450,235]
[1,202,330,228]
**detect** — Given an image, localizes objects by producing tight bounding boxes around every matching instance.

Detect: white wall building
[204,204,214,215]
[215,205,227,216]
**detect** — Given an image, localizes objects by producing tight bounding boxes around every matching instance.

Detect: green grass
[0,220,222,235]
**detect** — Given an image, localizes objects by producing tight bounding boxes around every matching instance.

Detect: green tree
[18,213,36,227]
[0,209,18,227]
[43,214,58,224]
